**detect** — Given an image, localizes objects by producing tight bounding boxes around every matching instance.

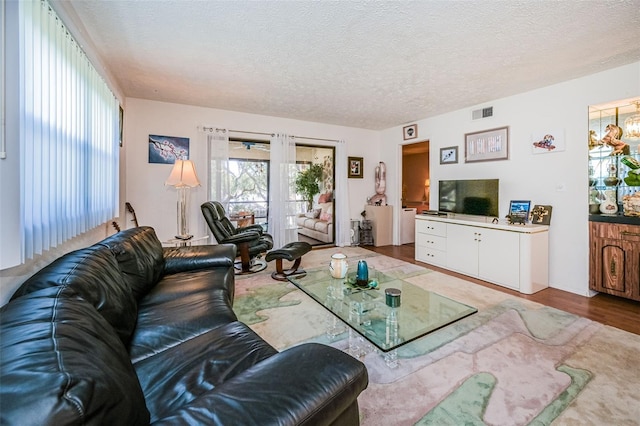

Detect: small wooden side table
[229,212,255,228]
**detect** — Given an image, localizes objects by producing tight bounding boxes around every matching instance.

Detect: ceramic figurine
[368,162,387,206]
[600,124,630,156]
[588,130,600,150]
[505,214,526,225]
[599,190,618,215]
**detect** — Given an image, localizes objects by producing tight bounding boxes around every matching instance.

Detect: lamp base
[176,187,192,239]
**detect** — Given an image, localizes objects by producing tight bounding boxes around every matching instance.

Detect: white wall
[124,99,381,242]
[382,62,640,297]
[2,63,637,305]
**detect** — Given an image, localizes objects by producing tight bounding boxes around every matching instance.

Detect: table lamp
[423,179,430,202]
[165,159,200,239]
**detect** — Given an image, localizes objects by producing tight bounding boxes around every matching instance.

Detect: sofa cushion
[304,208,321,219]
[318,192,332,203]
[10,245,138,345]
[129,268,237,363]
[0,287,149,425]
[314,220,330,233]
[134,321,278,423]
[99,226,165,301]
[318,202,333,223]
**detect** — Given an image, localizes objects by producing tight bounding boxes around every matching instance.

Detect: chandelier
[624,101,640,139]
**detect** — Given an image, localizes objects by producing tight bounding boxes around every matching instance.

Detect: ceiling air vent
[472,106,493,120]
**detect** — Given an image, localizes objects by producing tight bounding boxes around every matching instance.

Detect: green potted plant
[295,163,324,211]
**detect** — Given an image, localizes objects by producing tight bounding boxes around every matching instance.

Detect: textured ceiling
[58,0,640,130]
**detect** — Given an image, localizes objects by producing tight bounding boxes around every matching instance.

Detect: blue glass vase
[356,260,369,286]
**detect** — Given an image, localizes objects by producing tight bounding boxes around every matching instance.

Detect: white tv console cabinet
[415,215,549,294]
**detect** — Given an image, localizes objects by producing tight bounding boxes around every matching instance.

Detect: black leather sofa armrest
[163,244,237,275]
[152,343,368,426]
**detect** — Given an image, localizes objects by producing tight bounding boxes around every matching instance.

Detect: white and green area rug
[234,247,640,425]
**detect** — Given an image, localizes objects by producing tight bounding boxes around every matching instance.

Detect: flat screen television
[438,179,499,217]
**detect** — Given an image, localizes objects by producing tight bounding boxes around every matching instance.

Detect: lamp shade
[165,160,201,188]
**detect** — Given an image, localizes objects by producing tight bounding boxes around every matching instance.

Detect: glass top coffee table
[288,266,477,367]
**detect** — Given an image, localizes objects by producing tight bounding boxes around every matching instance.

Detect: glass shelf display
[588,99,640,215]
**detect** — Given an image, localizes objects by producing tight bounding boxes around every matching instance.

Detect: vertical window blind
[20,0,119,260]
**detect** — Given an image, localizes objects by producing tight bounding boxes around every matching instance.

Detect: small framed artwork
[465,126,509,163]
[532,129,565,154]
[531,205,553,225]
[440,146,458,164]
[149,134,189,164]
[348,156,364,179]
[118,105,124,147]
[403,124,418,140]
[509,200,531,222]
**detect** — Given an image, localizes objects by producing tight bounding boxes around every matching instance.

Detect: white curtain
[205,128,230,209]
[269,133,298,248]
[334,140,351,247]
[19,0,119,261]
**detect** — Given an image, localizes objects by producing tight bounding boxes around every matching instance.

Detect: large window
[217,139,335,245]
[227,158,269,222]
[13,0,119,262]
[225,141,323,217]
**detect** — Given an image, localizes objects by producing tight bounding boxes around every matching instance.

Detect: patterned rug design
[233,247,640,425]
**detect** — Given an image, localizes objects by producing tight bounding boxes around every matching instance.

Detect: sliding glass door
[210,139,335,245]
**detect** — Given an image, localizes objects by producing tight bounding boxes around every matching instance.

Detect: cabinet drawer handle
[621,231,640,237]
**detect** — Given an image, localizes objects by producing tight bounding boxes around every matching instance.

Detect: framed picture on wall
[148,134,189,164]
[118,105,124,147]
[403,124,418,140]
[465,126,509,163]
[440,146,458,164]
[348,156,363,178]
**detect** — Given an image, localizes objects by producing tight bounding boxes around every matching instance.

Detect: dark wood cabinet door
[594,238,631,297]
[590,222,640,301]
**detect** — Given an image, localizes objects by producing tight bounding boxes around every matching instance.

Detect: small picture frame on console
[531,205,553,225]
[508,200,531,223]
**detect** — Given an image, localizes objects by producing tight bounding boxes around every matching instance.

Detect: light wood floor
[365,243,640,336]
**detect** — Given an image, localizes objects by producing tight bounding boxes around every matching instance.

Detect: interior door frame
[397,139,430,245]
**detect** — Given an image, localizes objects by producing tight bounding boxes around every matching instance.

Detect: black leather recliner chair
[201,201,274,273]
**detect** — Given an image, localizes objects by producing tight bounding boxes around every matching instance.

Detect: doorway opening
[400,141,430,245]
[402,141,430,211]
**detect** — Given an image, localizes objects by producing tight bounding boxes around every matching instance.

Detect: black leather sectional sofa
[0,226,368,425]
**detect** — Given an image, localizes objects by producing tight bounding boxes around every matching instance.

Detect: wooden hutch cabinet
[589,221,640,301]
[588,99,640,301]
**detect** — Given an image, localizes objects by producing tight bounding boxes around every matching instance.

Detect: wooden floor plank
[366,243,640,336]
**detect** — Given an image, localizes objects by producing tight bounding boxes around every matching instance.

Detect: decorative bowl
[603,177,621,186]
